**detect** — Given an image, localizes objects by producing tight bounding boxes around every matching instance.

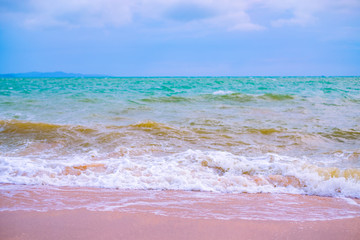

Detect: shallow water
[1,184,360,221]
[0,77,359,198]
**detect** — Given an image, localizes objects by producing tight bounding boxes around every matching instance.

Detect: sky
[0,0,360,76]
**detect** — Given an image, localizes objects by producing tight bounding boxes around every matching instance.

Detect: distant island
[0,71,110,78]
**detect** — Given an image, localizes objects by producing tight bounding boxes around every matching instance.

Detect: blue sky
[0,0,359,76]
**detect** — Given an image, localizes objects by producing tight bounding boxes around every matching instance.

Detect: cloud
[165,3,216,22]
[271,11,315,27]
[1,0,359,31]
[22,0,134,28]
[205,10,265,31]
[265,0,360,27]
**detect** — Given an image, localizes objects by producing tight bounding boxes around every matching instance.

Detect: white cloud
[205,10,265,31]
[1,0,359,31]
[22,0,134,28]
[271,11,315,27]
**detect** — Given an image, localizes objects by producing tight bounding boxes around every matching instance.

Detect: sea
[1,76,360,220]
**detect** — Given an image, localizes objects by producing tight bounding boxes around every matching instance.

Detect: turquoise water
[0,77,360,197]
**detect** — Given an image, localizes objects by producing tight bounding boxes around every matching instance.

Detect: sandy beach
[1,210,360,240]
[1,184,360,240]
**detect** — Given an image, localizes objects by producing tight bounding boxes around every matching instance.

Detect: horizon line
[0,72,359,78]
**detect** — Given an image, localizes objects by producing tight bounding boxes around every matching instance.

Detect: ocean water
[0,76,360,200]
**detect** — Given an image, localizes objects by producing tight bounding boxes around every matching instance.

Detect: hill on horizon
[0,71,110,78]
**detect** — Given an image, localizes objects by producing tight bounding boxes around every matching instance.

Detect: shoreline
[2,184,360,221]
[1,185,360,239]
[1,210,360,240]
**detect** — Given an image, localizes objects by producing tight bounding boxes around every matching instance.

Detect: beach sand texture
[1,210,360,240]
[1,185,360,240]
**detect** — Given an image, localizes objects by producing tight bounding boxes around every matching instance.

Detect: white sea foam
[0,150,359,198]
[212,90,234,95]
[1,184,360,221]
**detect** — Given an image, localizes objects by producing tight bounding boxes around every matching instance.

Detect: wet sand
[1,210,360,240]
[1,185,360,239]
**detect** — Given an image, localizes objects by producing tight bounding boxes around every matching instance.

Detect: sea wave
[1,77,359,206]
[0,149,359,198]
[1,119,359,158]
[139,92,296,103]
[321,128,360,141]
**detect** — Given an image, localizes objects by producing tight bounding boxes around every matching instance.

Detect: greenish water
[0,77,360,197]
